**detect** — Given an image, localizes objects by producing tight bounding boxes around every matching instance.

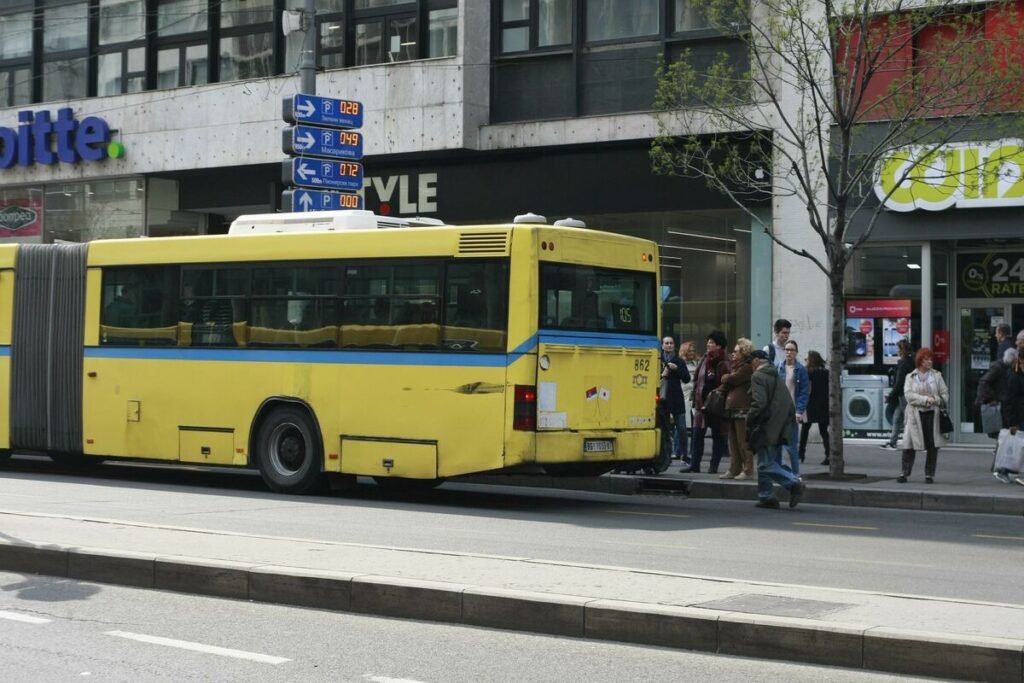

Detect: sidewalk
[463,441,1024,516]
[0,508,1022,681]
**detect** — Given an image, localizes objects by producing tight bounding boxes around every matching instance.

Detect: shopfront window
[44,179,145,243]
[0,187,44,242]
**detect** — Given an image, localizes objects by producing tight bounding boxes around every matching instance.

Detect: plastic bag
[995,429,1024,472]
[980,402,1002,436]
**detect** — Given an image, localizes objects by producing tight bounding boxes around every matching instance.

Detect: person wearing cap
[747,349,805,509]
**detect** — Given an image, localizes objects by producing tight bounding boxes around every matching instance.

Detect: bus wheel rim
[268,422,306,477]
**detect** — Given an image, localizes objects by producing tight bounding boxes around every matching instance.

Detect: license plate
[583,439,614,454]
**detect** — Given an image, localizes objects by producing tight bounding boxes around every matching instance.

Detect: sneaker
[820,459,830,466]
[1015,477,1024,487]
[897,475,907,483]
[720,472,736,479]
[734,472,750,481]
[925,476,934,484]
[879,443,897,450]
[756,498,780,509]
[994,471,1012,484]
[789,482,805,508]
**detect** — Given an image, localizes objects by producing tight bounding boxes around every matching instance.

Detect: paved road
[0,571,935,682]
[0,457,1021,605]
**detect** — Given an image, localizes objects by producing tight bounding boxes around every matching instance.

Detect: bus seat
[176,322,193,346]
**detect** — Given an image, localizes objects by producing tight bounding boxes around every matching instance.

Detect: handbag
[980,402,1002,436]
[704,388,728,419]
[939,408,953,435]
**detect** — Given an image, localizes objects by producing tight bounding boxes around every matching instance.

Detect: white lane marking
[793,522,878,531]
[0,610,51,624]
[605,509,690,518]
[105,631,290,665]
[365,676,427,683]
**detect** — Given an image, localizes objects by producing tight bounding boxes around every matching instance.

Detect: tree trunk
[828,271,846,477]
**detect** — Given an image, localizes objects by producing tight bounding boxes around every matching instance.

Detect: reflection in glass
[428,8,458,58]
[502,27,528,53]
[220,0,274,28]
[43,58,88,101]
[0,12,33,59]
[675,0,711,31]
[98,53,123,96]
[44,179,145,243]
[586,0,659,42]
[158,0,208,36]
[44,3,89,52]
[219,34,273,82]
[355,21,384,65]
[503,0,528,21]
[388,17,417,62]
[100,0,146,44]
[539,0,572,47]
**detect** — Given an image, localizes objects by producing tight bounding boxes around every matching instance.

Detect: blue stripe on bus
[83,347,509,367]
[0,346,9,357]
[538,330,659,348]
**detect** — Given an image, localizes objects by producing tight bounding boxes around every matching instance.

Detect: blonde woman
[718,337,756,480]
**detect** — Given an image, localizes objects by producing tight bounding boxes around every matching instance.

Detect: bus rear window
[540,264,655,334]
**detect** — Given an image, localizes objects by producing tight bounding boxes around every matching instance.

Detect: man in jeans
[747,350,805,509]
[657,336,691,473]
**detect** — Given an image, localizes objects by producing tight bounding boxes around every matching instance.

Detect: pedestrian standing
[799,350,830,465]
[686,330,731,474]
[994,349,1022,484]
[764,318,791,371]
[679,341,698,466]
[780,339,809,477]
[898,348,949,484]
[658,336,691,472]
[747,350,805,509]
[719,338,755,480]
[996,323,1013,361]
[881,339,914,451]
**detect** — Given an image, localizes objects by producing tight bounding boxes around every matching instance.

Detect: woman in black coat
[799,350,830,465]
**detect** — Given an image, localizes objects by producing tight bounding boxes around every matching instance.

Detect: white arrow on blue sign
[283,125,363,160]
[282,159,363,192]
[282,189,364,213]
[283,94,363,129]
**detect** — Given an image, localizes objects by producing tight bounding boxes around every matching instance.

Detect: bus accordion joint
[513,385,537,431]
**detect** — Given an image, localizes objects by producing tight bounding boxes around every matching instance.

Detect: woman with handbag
[994,350,1023,484]
[686,330,731,474]
[718,338,755,480]
[898,347,950,484]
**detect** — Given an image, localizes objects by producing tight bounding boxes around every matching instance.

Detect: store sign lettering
[875,139,1024,212]
[364,173,438,214]
[0,108,112,169]
[957,252,1024,298]
[0,205,37,231]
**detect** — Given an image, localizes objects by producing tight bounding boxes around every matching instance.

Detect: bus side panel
[335,363,507,478]
[0,269,13,450]
[500,228,540,467]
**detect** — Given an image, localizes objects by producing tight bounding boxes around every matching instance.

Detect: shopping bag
[980,402,1003,436]
[994,429,1024,472]
[704,389,728,419]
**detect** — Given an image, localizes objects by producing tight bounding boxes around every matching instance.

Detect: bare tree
[652,0,1024,476]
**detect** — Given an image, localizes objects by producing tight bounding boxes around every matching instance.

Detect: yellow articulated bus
[0,211,661,494]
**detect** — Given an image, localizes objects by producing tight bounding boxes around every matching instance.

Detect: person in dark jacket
[799,350,830,465]
[747,350,804,509]
[657,336,691,472]
[882,340,915,450]
[686,330,731,474]
[996,323,1014,361]
[994,349,1023,484]
[978,347,1012,437]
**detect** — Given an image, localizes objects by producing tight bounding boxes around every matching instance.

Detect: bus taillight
[513,385,537,430]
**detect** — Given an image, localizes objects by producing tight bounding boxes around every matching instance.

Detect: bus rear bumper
[535,429,657,463]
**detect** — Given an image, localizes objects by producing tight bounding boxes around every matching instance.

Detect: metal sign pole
[300,0,316,95]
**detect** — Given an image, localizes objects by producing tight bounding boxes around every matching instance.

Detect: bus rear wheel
[255,406,325,495]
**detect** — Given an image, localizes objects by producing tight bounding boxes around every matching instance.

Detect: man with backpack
[764,318,791,371]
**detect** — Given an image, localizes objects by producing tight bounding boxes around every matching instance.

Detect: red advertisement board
[0,194,43,238]
[845,299,912,318]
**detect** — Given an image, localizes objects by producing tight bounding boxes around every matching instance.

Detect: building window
[158,0,209,36]
[157,44,208,88]
[674,1,711,32]
[43,2,89,102]
[354,1,418,66]
[219,33,274,81]
[586,0,659,42]
[0,69,32,107]
[0,10,33,60]
[99,0,146,45]
[286,4,346,73]
[220,0,273,28]
[98,47,146,95]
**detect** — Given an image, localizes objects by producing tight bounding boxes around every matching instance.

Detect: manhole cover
[692,593,854,619]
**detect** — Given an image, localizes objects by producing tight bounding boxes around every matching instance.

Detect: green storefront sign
[958,253,1024,298]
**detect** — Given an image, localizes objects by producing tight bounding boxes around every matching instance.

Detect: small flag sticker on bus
[585,387,598,400]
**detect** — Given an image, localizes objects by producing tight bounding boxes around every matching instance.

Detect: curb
[458,474,1024,516]
[2,540,1021,682]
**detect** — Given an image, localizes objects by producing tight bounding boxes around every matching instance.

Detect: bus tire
[254,406,325,495]
[0,449,11,463]
[373,476,443,493]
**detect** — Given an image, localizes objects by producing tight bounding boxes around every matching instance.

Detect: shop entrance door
[957,301,1024,443]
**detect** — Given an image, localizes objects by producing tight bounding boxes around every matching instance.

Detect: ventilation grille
[459,232,510,256]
